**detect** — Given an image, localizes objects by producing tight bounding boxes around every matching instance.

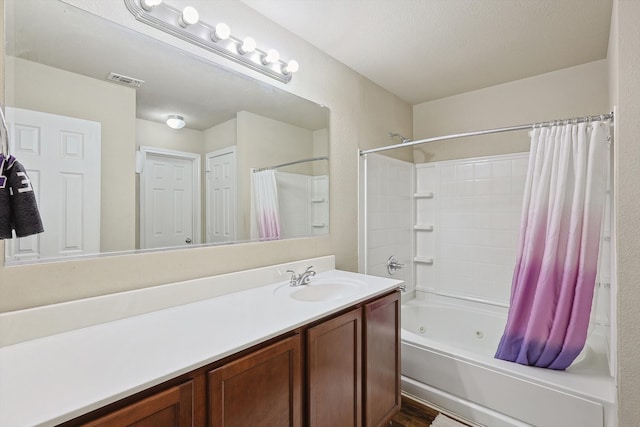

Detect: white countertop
[0,270,401,427]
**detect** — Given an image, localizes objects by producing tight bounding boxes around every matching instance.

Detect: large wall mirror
[3,0,329,265]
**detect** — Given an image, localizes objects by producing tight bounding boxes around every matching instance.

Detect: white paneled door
[140,147,201,249]
[5,107,101,261]
[205,147,237,244]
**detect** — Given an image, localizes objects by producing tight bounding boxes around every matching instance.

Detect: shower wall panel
[415,153,529,306]
[277,172,312,238]
[363,154,414,290]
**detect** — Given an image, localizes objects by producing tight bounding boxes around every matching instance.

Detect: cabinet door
[208,335,302,427]
[307,308,362,427]
[81,381,194,427]
[364,291,401,427]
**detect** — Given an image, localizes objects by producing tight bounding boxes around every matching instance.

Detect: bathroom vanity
[69,291,399,427]
[0,261,401,427]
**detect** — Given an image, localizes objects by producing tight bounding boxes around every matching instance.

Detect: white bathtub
[400,293,616,427]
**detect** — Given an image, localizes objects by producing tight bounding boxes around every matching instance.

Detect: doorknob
[185,237,192,244]
[387,256,404,275]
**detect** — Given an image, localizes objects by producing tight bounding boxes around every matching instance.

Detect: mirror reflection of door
[139,147,201,249]
[5,107,101,262]
[206,147,237,244]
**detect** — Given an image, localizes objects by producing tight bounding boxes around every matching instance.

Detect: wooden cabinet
[364,291,401,427]
[306,290,401,427]
[208,334,302,427]
[80,381,194,427]
[65,290,399,427]
[307,308,362,427]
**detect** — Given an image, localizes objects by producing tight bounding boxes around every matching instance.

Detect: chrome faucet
[286,266,316,286]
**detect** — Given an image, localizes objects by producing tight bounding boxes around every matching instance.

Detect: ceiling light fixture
[166,115,186,129]
[124,0,298,83]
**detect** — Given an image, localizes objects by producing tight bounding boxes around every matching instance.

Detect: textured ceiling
[240,0,613,105]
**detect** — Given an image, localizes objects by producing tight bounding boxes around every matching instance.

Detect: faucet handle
[300,266,316,285]
[285,269,298,283]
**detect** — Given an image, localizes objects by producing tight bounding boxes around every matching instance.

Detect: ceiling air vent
[106,72,144,88]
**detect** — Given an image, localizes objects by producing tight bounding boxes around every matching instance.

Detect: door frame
[139,145,201,249]
[205,146,238,243]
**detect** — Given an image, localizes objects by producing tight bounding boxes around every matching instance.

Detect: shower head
[388,132,412,144]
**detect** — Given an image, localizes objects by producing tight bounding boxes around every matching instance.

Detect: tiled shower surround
[276,172,329,238]
[363,151,612,370]
[415,153,528,306]
[363,154,414,290]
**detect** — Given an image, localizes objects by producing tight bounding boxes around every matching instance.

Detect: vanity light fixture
[283,60,300,75]
[140,0,162,11]
[211,22,231,42]
[124,0,298,83]
[178,6,199,27]
[239,37,256,55]
[166,115,186,129]
[261,49,280,65]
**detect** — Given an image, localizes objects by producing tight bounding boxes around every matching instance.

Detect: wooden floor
[390,395,441,427]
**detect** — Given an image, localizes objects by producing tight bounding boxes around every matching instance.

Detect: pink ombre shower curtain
[251,170,281,240]
[495,120,610,370]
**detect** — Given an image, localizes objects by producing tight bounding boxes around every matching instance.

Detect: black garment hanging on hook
[0,154,44,239]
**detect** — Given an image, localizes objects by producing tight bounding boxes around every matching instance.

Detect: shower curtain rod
[359,112,614,156]
[255,155,329,172]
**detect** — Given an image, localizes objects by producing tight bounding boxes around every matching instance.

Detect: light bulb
[211,22,231,41]
[262,49,280,65]
[239,37,256,54]
[178,6,199,27]
[283,60,299,74]
[166,115,185,129]
[141,0,163,11]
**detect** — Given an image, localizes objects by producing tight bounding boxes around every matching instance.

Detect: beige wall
[203,118,237,154]
[237,111,315,237]
[5,57,136,253]
[0,0,412,311]
[412,59,609,163]
[136,118,204,155]
[238,110,315,175]
[358,77,414,163]
[610,1,640,425]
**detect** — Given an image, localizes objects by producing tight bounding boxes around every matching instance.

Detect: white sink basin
[275,278,365,302]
